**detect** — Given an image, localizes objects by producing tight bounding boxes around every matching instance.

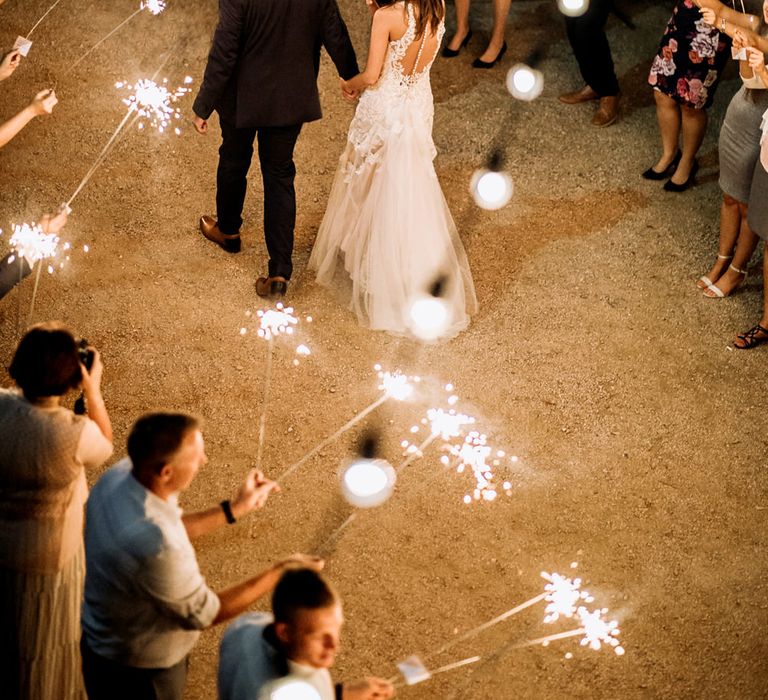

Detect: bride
[309,0,477,338]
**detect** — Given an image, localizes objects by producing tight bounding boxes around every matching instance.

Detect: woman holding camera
[0,322,113,700]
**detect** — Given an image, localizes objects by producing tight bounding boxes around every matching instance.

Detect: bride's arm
[343,8,393,92]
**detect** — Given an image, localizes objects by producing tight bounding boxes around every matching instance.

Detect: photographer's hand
[80,348,113,442]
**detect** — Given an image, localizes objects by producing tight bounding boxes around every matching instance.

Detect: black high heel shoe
[641,150,682,181]
[663,160,699,193]
[441,29,473,58]
[472,41,507,69]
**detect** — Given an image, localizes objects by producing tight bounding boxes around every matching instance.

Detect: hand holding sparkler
[231,469,281,519]
[0,50,22,82]
[29,89,58,116]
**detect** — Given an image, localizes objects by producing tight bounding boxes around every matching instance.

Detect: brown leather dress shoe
[255,276,288,298]
[199,215,241,253]
[558,85,599,104]
[591,95,620,127]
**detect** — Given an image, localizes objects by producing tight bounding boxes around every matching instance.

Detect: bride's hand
[340,78,359,103]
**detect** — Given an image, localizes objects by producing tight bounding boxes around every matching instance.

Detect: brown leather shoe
[199,215,241,253]
[558,85,599,104]
[255,276,288,298]
[591,95,620,127]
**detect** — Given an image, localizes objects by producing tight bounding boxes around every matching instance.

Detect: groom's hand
[340,78,358,103]
[193,115,208,135]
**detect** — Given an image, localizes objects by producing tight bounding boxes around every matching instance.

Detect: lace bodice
[344,2,444,177]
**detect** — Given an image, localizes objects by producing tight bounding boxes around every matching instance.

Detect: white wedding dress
[309,2,477,337]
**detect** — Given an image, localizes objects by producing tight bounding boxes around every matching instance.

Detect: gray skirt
[719,86,768,203]
[747,157,768,240]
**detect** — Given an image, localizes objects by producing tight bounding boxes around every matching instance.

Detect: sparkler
[252,303,300,473]
[116,76,192,134]
[277,366,415,483]
[9,222,59,324]
[66,1,167,74]
[26,0,64,38]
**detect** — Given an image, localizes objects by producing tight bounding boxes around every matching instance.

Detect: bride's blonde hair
[406,0,445,37]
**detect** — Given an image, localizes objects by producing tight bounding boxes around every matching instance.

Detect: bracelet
[720,18,727,32]
[220,499,236,524]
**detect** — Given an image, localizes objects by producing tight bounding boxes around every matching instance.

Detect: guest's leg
[671,104,706,185]
[476,0,511,63]
[733,242,768,348]
[445,0,471,51]
[564,0,618,97]
[148,657,188,700]
[0,253,32,301]
[705,202,758,295]
[216,119,258,236]
[256,124,303,280]
[698,194,745,287]
[651,90,682,173]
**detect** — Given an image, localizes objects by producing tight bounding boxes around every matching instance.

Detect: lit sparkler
[9,223,59,265]
[516,606,624,656]
[116,76,191,133]
[141,0,167,14]
[278,365,416,483]
[541,571,594,624]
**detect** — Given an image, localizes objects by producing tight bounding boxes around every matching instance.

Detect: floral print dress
[648,0,732,109]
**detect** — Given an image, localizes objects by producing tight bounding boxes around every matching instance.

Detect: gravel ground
[1,0,767,698]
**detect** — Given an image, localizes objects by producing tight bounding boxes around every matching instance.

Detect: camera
[78,338,94,372]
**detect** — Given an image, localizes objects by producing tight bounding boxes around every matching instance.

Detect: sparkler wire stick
[388,655,482,687]
[27,0,64,37]
[255,336,274,473]
[396,433,438,473]
[277,393,389,482]
[27,261,44,324]
[66,108,138,207]
[66,8,144,74]
[429,592,548,660]
[513,628,585,649]
[315,512,357,555]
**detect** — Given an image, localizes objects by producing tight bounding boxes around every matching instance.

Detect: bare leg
[733,242,768,348]
[446,0,471,51]
[650,91,681,173]
[704,202,759,296]
[697,194,743,288]
[477,0,511,62]
[670,104,707,184]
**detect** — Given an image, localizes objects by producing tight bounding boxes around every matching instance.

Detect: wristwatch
[220,499,236,524]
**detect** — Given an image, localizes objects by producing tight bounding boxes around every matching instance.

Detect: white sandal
[703,263,748,298]
[696,253,732,290]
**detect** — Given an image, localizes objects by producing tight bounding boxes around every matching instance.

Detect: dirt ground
[1,0,767,698]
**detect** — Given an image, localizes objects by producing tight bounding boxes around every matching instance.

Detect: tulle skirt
[309,102,477,338]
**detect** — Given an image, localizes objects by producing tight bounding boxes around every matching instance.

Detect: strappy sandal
[703,264,748,298]
[696,253,732,290]
[734,323,768,350]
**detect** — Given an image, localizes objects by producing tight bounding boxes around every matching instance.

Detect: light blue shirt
[219,612,335,700]
[82,458,220,668]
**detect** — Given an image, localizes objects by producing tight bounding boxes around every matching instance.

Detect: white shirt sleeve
[76,417,113,468]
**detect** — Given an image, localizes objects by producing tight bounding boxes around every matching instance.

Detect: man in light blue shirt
[82,412,322,700]
[219,568,394,700]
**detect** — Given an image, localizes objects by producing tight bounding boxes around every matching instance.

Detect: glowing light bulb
[341,458,396,508]
[269,680,322,700]
[558,0,589,17]
[506,64,544,101]
[407,294,450,340]
[470,169,513,210]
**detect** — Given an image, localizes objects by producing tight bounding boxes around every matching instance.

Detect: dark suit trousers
[81,638,188,700]
[565,0,619,97]
[216,120,303,280]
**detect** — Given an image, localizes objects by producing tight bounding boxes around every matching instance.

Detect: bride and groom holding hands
[192,0,477,339]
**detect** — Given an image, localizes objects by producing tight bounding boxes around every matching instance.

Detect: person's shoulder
[92,457,132,491]
[223,611,274,641]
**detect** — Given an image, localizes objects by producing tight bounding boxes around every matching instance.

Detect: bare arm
[182,469,279,539]
[343,8,393,91]
[212,554,324,625]
[78,348,113,443]
[697,1,760,31]
[0,90,57,149]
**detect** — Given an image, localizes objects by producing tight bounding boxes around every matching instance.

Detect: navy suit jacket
[193,0,359,128]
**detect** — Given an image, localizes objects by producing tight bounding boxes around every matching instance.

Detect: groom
[192,0,359,298]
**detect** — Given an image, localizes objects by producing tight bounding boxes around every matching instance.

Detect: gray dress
[747,156,768,239]
[718,85,768,202]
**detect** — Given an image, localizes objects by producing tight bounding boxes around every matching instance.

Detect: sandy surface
[1,0,767,698]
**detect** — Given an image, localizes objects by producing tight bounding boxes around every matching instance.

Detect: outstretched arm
[342,8,392,92]
[697,0,760,32]
[0,89,57,149]
[192,0,244,122]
